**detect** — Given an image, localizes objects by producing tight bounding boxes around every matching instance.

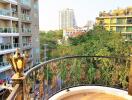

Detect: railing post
[11,77,25,100]
[128,48,132,95]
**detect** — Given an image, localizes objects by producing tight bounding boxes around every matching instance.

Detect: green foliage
[40,30,63,60]
[40,26,129,89]
[52,26,129,57]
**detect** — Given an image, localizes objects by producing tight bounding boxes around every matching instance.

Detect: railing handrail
[25,55,128,78]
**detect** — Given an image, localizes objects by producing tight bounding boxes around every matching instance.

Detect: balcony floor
[61,92,126,100]
[49,86,132,100]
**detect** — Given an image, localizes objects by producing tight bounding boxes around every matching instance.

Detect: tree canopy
[51,26,129,57]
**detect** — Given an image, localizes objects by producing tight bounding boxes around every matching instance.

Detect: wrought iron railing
[6,56,132,99]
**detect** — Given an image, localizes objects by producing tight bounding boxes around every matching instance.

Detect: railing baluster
[128,54,132,95]
[6,56,132,99]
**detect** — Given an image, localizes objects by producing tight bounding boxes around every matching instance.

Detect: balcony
[22,43,32,49]
[22,28,31,33]
[1,0,17,4]
[0,43,19,52]
[6,56,132,100]
[0,27,18,33]
[0,9,18,20]
[0,61,11,73]
[21,14,31,22]
[0,43,19,55]
[0,9,10,16]
[20,0,31,8]
[0,27,19,36]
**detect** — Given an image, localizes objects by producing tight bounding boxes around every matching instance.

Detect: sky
[39,0,131,31]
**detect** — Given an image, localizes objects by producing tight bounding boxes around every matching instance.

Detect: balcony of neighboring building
[116,18,126,25]
[0,37,19,55]
[0,3,18,20]
[0,61,11,73]
[0,0,17,5]
[20,0,31,9]
[0,27,19,36]
[122,26,132,34]
[22,42,32,49]
[0,43,19,52]
[21,23,31,35]
[21,28,31,35]
[21,14,31,22]
[0,55,11,73]
[22,36,32,49]
[0,18,19,35]
[116,26,126,33]
[126,26,132,32]
[34,0,38,12]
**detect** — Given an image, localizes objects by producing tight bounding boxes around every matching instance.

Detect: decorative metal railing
[6,55,132,100]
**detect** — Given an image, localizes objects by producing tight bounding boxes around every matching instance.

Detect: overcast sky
[39,0,131,31]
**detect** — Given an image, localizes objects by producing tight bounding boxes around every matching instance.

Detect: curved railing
[7,55,131,99]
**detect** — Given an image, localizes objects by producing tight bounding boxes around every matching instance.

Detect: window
[127,18,132,24]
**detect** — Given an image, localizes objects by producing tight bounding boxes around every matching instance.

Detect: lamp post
[6,48,28,78]
[44,44,48,62]
[6,48,29,100]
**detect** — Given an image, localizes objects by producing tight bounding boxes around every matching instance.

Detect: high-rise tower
[59,8,76,29]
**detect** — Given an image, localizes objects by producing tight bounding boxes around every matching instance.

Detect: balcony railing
[22,28,31,33]
[0,27,18,33]
[22,43,32,48]
[0,43,19,51]
[21,14,31,21]
[6,56,132,99]
[20,0,31,6]
[0,62,9,67]
[3,0,17,2]
[0,9,10,16]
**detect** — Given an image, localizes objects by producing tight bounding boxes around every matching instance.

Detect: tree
[39,30,63,60]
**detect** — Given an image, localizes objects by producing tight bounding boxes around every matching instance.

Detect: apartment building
[96,6,132,40]
[0,0,40,83]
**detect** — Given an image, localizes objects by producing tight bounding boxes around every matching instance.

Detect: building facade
[0,0,40,83]
[63,27,87,38]
[59,8,76,29]
[96,7,132,40]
